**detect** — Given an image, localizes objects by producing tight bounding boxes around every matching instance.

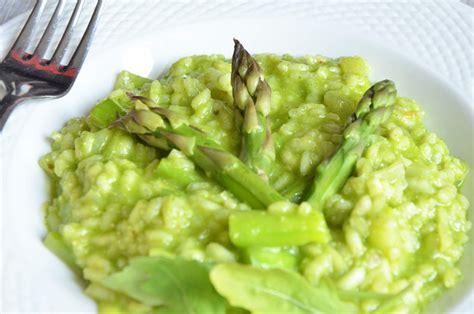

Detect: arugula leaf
[43,232,81,276]
[103,256,226,314]
[210,263,355,314]
[244,246,299,271]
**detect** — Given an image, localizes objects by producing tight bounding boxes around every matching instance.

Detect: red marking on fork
[10,50,77,77]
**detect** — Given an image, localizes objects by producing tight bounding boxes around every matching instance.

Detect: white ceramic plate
[1,2,473,313]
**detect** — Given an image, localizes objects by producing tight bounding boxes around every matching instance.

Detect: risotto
[40,53,470,313]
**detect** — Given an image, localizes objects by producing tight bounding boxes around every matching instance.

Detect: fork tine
[67,0,104,70]
[34,0,67,60]
[50,0,85,65]
[10,0,48,55]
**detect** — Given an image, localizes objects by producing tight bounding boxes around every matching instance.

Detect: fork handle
[0,69,20,130]
[0,68,30,131]
[0,93,22,130]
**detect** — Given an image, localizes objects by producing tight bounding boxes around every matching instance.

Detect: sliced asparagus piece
[232,39,275,180]
[306,80,397,211]
[114,99,284,209]
[229,210,330,247]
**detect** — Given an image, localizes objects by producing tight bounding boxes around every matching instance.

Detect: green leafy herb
[43,232,81,275]
[244,246,299,271]
[210,263,355,314]
[103,256,226,314]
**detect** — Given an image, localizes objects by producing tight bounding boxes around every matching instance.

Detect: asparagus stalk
[229,210,330,247]
[232,39,275,180]
[306,80,397,211]
[154,151,204,188]
[114,98,284,209]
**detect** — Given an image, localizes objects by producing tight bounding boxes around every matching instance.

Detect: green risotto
[40,53,470,313]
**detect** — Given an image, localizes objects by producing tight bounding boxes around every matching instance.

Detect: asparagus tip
[255,80,271,116]
[356,79,396,118]
[108,112,126,129]
[133,109,166,131]
[126,92,155,107]
[150,107,173,120]
[138,134,170,150]
[161,131,195,156]
[243,100,259,133]
[198,146,235,170]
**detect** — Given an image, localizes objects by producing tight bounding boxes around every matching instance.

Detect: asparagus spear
[306,80,397,211]
[114,98,284,209]
[232,39,275,180]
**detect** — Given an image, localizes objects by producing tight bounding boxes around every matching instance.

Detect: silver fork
[0,0,103,130]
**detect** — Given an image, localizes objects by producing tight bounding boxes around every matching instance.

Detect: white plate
[1,2,473,313]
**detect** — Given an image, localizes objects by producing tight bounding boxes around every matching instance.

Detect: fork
[0,0,103,130]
